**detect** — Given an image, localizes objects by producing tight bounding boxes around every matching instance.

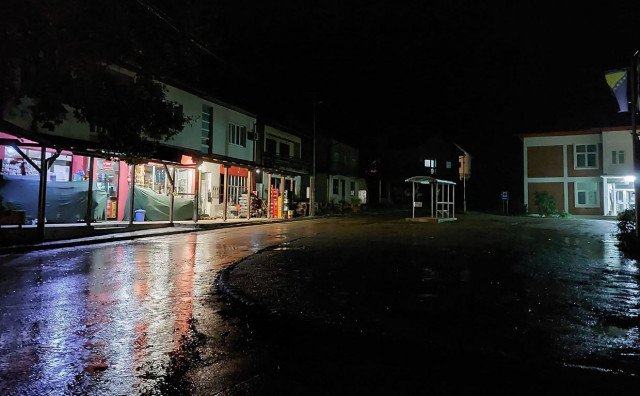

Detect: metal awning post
[85,157,94,226]
[412,181,415,218]
[444,183,447,217]
[436,182,440,218]
[462,155,467,213]
[247,169,252,220]
[443,183,447,217]
[170,167,176,224]
[194,161,201,224]
[440,182,444,218]
[128,164,135,226]
[37,147,47,240]
[442,185,451,217]
[223,166,228,221]
[446,183,449,218]
[430,183,434,218]
[452,183,455,218]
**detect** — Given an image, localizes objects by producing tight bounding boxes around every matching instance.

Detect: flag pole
[632,50,640,237]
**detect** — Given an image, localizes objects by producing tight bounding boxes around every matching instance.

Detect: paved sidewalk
[0,216,311,255]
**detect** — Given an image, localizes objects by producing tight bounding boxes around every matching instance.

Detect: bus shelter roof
[404,176,456,185]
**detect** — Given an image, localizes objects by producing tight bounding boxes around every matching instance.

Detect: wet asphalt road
[0,221,318,395]
[1,212,640,395]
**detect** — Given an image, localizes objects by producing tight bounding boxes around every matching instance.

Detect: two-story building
[254,122,309,218]
[370,136,464,206]
[314,136,367,210]
[521,127,634,216]
[174,84,258,221]
[0,66,311,225]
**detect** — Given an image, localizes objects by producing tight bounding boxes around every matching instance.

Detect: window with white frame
[575,182,599,207]
[229,123,247,147]
[574,144,598,169]
[611,150,625,164]
[333,179,339,195]
[424,158,436,174]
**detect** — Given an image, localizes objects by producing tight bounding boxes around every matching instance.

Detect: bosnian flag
[605,68,629,112]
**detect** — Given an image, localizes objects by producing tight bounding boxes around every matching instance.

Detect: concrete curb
[0,216,318,255]
[0,227,194,255]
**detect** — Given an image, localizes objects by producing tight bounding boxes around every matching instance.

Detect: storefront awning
[0,120,57,148]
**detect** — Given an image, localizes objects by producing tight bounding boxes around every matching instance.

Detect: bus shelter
[405,176,456,221]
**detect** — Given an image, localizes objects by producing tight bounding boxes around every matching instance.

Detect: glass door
[616,190,635,213]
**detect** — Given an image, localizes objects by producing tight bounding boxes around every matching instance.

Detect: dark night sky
[151,1,640,181]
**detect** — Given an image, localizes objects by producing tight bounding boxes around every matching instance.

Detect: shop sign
[102,160,113,170]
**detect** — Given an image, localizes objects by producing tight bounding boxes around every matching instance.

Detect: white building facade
[522,128,634,216]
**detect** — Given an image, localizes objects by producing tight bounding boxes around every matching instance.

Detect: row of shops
[0,131,306,225]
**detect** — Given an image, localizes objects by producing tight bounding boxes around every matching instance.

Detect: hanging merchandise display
[270,187,279,218]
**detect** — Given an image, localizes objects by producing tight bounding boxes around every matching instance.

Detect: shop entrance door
[199,172,212,217]
[96,159,119,220]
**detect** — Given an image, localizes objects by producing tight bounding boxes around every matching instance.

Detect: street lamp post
[632,50,640,237]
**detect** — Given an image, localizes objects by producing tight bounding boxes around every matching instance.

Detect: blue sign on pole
[501,191,509,214]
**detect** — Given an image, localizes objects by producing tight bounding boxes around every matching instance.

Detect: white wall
[328,174,361,203]
[163,85,201,151]
[524,133,601,147]
[6,82,257,166]
[164,85,256,161]
[602,129,633,176]
[213,105,255,161]
[3,98,98,143]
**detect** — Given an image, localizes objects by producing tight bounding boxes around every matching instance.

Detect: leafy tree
[0,0,193,163]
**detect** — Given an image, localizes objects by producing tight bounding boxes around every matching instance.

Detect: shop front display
[124,163,197,221]
[96,159,120,220]
[135,163,175,195]
[1,146,72,181]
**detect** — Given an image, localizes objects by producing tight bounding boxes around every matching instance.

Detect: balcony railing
[261,153,309,173]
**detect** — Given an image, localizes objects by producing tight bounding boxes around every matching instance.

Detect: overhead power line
[133,0,225,64]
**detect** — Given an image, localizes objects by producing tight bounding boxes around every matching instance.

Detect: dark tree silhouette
[0,0,192,163]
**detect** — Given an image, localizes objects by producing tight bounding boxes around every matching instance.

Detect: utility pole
[311,100,322,216]
[463,154,467,213]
